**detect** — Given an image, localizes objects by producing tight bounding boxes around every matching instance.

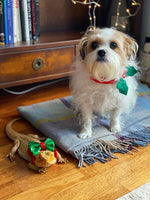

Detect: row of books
[0,0,40,45]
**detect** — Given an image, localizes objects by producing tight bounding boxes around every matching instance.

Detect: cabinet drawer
[0,46,75,88]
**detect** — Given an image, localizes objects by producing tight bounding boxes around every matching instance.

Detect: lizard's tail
[6,118,22,141]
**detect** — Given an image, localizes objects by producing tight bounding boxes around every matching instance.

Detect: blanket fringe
[74,127,150,167]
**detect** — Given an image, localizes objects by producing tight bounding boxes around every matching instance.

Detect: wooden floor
[0,79,150,200]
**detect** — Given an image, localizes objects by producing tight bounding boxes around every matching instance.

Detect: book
[0,0,5,44]
[27,0,32,40]
[31,0,39,40]
[7,0,14,44]
[19,0,30,41]
[35,0,39,37]
[13,0,22,43]
[3,0,8,44]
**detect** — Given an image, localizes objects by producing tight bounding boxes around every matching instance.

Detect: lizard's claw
[58,157,68,164]
[6,153,15,162]
[38,167,46,173]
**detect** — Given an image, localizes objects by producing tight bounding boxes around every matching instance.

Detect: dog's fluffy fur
[70,28,139,139]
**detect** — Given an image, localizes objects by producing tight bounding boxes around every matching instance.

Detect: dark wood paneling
[129,0,143,43]
[98,0,143,43]
[39,0,89,32]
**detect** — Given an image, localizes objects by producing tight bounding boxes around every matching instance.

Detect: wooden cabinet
[0,39,77,88]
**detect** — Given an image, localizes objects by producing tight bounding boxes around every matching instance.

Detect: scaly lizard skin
[6,118,66,173]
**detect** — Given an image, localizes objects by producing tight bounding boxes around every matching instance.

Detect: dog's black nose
[98,50,106,58]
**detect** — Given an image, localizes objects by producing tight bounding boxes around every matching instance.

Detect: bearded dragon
[6,118,66,173]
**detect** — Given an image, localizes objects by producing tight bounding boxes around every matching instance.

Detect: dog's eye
[110,42,117,49]
[91,41,98,50]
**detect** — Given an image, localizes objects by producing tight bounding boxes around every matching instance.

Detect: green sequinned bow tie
[116,66,137,95]
[28,138,55,156]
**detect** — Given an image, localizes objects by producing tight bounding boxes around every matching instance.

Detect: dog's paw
[78,132,91,139]
[110,125,121,133]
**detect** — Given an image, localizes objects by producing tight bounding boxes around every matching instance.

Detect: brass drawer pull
[32,57,44,71]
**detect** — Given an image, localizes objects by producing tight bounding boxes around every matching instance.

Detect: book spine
[27,0,32,40]
[0,0,5,44]
[19,0,30,41]
[31,0,36,40]
[13,0,22,43]
[35,0,39,37]
[7,0,14,44]
[4,0,8,44]
[31,0,39,40]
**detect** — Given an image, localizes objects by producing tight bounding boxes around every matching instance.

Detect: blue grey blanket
[17,83,150,167]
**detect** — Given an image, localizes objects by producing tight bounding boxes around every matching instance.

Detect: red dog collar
[90,70,127,85]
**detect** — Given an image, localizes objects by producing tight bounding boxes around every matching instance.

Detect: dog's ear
[79,28,97,59]
[79,36,88,60]
[124,35,138,60]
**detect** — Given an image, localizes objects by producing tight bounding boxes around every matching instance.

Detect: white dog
[70,28,139,139]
